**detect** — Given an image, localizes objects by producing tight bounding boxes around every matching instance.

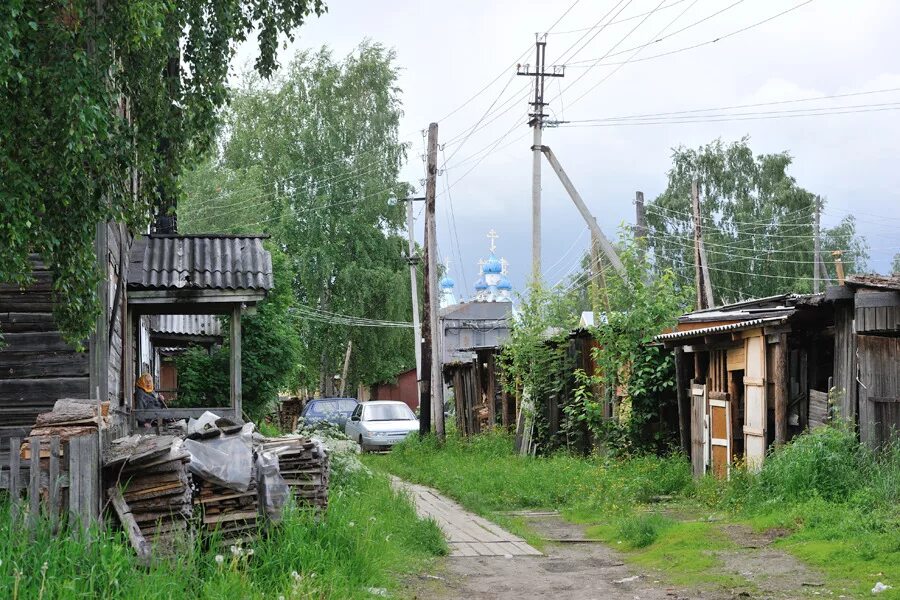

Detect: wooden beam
[124,308,135,429]
[108,487,151,564]
[773,334,788,446]
[230,305,242,421]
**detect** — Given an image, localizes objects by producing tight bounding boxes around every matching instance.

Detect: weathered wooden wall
[832,302,858,421]
[0,258,90,457]
[857,335,900,450]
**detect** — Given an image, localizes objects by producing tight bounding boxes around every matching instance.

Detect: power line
[560,1,815,69]
[558,102,900,127]
[564,0,744,67]
[564,86,900,123]
[550,0,694,35]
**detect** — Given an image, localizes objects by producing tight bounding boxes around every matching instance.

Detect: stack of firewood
[193,471,260,545]
[104,435,193,555]
[21,399,101,460]
[259,437,330,511]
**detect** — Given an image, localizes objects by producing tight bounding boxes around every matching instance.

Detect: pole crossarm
[539,145,626,278]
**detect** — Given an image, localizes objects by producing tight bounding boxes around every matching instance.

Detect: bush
[616,513,674,548]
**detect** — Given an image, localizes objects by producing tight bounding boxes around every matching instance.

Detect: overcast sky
[233,0,900,297]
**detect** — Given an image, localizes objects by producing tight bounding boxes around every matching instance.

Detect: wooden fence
[0,433,100,531]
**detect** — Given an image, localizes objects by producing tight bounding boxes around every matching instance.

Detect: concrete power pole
[420,122,444,439]
[813,196,822,293]
[692,178,715,309]
[406,198,423,394]
[518,34,564,283]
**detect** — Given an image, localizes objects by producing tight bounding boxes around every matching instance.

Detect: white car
[345,401,419,452]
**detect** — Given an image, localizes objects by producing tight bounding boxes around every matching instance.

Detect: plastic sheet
[183,433,253,492]
[256,451,290,522]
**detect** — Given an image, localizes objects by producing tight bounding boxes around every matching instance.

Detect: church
[439,229,514,365]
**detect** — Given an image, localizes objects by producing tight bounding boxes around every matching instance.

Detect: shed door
[743,335,767,471]
[690,383,708,477]
[858,336,900,450]
[709,396,731,479]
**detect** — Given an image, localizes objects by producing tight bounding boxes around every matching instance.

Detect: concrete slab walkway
[391,477,541,558]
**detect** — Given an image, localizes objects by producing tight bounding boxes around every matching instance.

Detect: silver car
[345,401,419,452]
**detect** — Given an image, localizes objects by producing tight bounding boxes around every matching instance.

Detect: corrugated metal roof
[655,316,788,342]
[128,235,273,291]
[150,315,223,337]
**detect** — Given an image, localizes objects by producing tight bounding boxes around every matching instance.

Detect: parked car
[345,401,419,452]
[300,397,359,429]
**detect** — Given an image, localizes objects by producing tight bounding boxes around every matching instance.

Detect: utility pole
[692,178,714,309]
[813,196,822,293]
[338,340,352,397]
[518,34,564,283]
[635,191,647,241]
[406,198,423,393]
[420,122,444,439]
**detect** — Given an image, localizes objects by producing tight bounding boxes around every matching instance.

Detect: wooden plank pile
[104,435,192,554]
[258,437,329,511]
[193,468,260,546]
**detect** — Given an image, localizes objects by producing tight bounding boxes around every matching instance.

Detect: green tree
[645,138,869,304]
[585,233,692,454]
[0,0,324,344]
[174,247,302,420]
[180,43,414,394]
[892,252,900,274]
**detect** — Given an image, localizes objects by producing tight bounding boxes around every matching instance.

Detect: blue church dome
[474,276,488,291]
[497,275,512,290]
[482,254,502,274]
[440,274,455,289]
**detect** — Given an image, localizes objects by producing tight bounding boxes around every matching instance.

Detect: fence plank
[29,437,39,529]
[9,437,21,523]
[68,434,99,532]
[49,436,60,532]
[68,437,82,530]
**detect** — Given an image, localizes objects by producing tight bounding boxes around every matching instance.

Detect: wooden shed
[657,294,834,477]
[827,274,900,450]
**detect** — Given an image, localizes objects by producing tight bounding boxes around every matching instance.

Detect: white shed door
[743,335,767,471]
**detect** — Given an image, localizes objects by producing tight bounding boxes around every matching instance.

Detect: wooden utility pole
[692,178,714,309]
[813,196,822,293]
[420,122,444,439]
[517,35,565,282]
[338,340,352,397]
[634,191,647,241]
[406,199,423,393]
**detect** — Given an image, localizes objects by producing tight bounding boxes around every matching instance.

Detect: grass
[0,461,446,599]
[368,425,900,597]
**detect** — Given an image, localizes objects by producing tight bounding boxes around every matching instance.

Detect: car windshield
[365,404,416,422]
[307,399,357,416]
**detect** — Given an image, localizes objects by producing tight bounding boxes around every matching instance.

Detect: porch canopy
[126,234,273,426]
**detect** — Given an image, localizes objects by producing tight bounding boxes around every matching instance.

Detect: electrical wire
[551,0,694,35]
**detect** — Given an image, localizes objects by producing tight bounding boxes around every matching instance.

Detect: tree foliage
[174,247,302,420]
[180,43,414,393]
[584,234,692,454]
[645,138,869,304]
[499,282,579,451]
[0,0,324,344]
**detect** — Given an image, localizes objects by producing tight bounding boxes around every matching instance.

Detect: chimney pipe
[831,250,845,285]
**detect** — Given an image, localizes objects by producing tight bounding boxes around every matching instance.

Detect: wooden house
[1,227,273,521]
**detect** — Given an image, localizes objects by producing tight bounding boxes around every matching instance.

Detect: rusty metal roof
[150,314,223,337]
[655,316,788,342]
[128,235,273,291]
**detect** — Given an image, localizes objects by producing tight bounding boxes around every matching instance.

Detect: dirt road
[397,479,829,600]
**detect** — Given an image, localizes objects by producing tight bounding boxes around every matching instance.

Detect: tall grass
[370,430,692,517]
[0,464,445,599]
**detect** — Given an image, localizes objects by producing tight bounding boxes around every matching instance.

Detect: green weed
[616,513,674,548]
[0,467,445,599]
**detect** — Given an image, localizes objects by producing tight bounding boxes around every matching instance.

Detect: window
[364,404,416,422]
[351,405,363,419]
